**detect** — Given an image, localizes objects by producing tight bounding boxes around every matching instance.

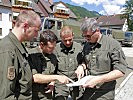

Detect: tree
[122,0,133,31]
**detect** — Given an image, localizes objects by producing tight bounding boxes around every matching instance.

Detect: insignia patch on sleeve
[7,66,15,80]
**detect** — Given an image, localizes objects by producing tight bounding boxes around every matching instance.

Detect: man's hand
[82,76,101,88]
[45,81,55,93]
[57,75,74,84]
[75,65,84,80]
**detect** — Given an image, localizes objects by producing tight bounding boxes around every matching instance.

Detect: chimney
[48,0,53,4]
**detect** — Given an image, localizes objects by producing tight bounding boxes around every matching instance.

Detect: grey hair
[80,18,100,32]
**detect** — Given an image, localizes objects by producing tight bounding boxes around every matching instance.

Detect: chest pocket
[96,50,111,73]
[17,54,32,94]
[42,59,55,75]
[57,53,78,72]
[86,50,111,74]
[21,59,32,82]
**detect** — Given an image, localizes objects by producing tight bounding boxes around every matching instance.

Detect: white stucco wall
[122,19,128,32]
[53,3,69,13]
[0,7,12,39]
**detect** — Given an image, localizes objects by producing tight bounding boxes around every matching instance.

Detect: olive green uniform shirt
[81,35,127,100]
[28,46,58,100]
[54,41,83,99]
[0,32,32,100]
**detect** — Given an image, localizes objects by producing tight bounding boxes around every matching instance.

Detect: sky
[54,0,127,15]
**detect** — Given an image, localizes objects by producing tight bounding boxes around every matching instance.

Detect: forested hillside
[66,3,101,19]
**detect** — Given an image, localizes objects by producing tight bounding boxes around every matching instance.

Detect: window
[44,20,55,30]
[57,21,62,30]
[13,16,17,20]
[0,28,2,36]
[9,14,12,21]
[14,0,32,8]
[0,13,2,21]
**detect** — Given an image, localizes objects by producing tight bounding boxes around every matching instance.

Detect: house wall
[0,7,12,39]
[122,19,128,31]
[53,3,69,19]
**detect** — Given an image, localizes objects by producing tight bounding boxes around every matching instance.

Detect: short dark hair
[40,30,58,45]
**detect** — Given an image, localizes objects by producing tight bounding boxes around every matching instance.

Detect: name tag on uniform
[7,66,15,80]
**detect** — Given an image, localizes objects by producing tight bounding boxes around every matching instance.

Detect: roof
[69,9,77,19]
[97,14,126,26]
[0,0,11,7]
[53,1,68,8]
[32,2,43,15]
[39,0,53,13]
[53,1,77,19]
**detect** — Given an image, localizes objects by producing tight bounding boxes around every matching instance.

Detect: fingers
[77,71,84,81]
[78,75,81,81]
[59,76,74,84]
[45,85,54,93]
[82,84,88,88]
[45,89,52,93]
[75,65,85,80]
[68,77,74,83]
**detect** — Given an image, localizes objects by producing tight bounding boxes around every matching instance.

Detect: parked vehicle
[111,29,125,44]
[41,17,63,40]
[122,31,133,47]
[100,28,125,44]
[41,17,83,42]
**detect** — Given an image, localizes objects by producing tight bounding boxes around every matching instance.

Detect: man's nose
[66,41,70,44]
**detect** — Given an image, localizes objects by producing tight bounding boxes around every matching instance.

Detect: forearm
[33,74,59,84]
[97,69,124,83]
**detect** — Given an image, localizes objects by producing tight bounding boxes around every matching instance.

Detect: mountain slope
[66,3,101,19]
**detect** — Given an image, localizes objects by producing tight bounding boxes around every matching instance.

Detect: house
[97,14,128,31]
[52,1,77,20]
[52,1,70,19]
[0,0,12,39]
[11,0,39,20]
[37,0,77,20]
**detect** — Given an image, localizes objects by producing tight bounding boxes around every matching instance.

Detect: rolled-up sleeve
[110,47,127,74]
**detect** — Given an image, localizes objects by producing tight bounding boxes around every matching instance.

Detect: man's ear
[23,22,29,29]
[40,42,44,49]
[96,29,100,32]
[72,32,74,35]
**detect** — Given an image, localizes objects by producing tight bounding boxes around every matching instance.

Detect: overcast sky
[54,0,127,15]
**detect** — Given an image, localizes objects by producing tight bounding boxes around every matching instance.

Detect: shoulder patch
[7,66,15,80]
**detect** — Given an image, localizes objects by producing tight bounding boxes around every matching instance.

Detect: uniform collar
[8,32,28,56]
[60,42,75,54]
[97,34,104,45]
[36,46,52,60]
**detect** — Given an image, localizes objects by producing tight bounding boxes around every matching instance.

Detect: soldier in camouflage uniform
[54,26,84,100]
[29,30,72,100]
[77,18,127,100]
[0,10,41,100]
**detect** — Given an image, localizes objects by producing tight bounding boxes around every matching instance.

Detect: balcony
[53,8,70,19]
[12,0,33,8]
